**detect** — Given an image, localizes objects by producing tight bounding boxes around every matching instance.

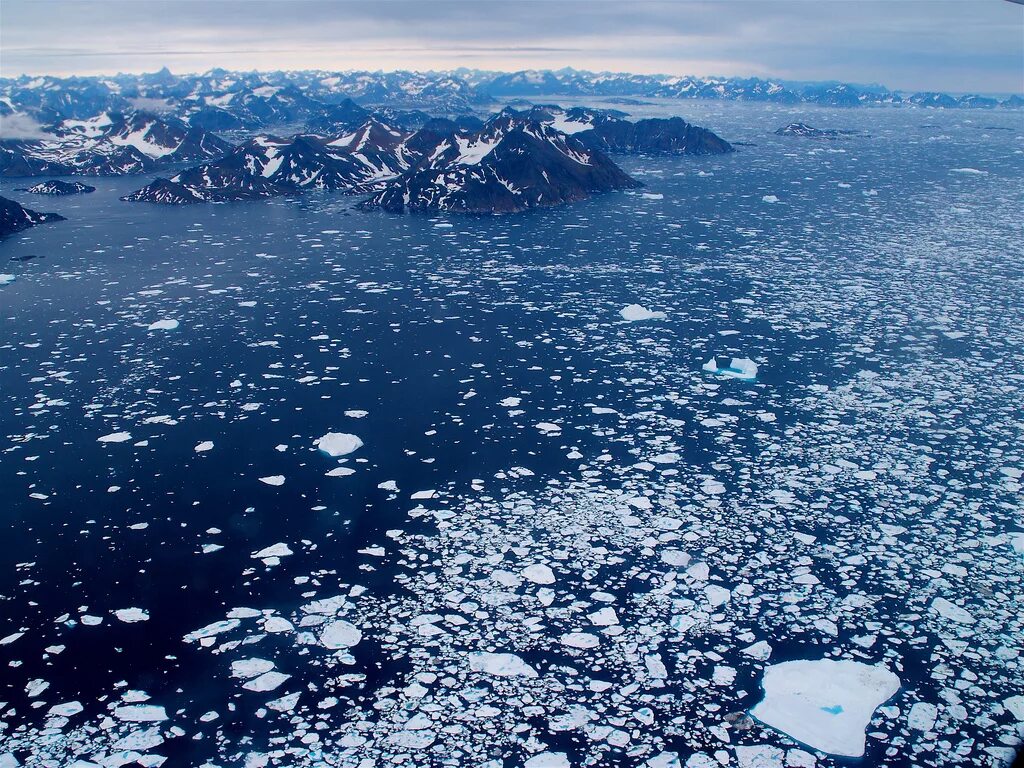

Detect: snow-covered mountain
[362,111,640,214]
[124,111,642,212]
[0,111,231,176]
[123,118,418,203]
[0,194,64,237]
[512,106,733,155]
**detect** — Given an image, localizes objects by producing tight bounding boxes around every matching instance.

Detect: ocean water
[1,103,1023,767]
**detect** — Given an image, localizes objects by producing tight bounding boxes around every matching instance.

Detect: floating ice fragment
[252,542,292,560]
[194,441,213,452]
[230,658,275,679]
[258,475,285,486]
[524,753,570,768]
[620,304,667,322]
[536,422,562,434]
[0,274,15,286]
[48,701,83,717]
[320,620,362,649]
[98,431,132,443]
[561,632,600,649]
[522,564,555,584]
[908,702,938,731]
[146,319,179,331]
[315,432,363,457]
[645,753,681,768]
[750,659,900,757]
[930,597,974,624]
[762,195,780,203]
[114,608,150,623]
[113,704,167,722]
[242,670,290,692]
[950,167,987,175]
[702,356,758,381]
[468,651,538,678]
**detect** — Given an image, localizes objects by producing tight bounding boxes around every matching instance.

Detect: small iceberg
[702,356,758,381]
[315,432,363,457]
[0,274,15,286]
[620,304,667,322]
[750,658,900,757]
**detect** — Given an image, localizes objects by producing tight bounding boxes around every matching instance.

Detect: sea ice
[315,432,363,457]
[702,357,758,381]
[521,564,556,584]
[114,608,150,623]
[113,704,167,723]
[750,658,900,757]
[97,431,132,443]
[320,620,362,649]
[524,753,570,768]
[146,319,179,331]
[258,475,285,486]
[620,304,667,322]
[0,274,15,286]
[468,651,538,678]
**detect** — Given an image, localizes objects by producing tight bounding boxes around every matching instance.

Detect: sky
[1,0,1022,94]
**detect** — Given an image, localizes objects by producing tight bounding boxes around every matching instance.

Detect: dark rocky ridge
[25,180,96,195]
[0,195,64,237]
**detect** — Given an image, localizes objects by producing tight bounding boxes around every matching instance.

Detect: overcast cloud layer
[1,0,1022,94]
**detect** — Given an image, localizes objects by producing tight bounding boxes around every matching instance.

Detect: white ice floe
[0,274,15,286]
[114,608,150,623]
[258,475,285,486]
[146,319,179,331]
[113,704,167,722]
[97,431,133,443]
[561,632,600,649]
[468,651,538,678]
[230,658,275,679]
[930,597,975,624]
[194,441,214,452]
[524,752,570,768]
[762,195,780,203]
[521,564,555,584]
[315,432,363,457]
[702,356,759,381]
[320,620,362,649]
[242,670,290,692]
[620,304,667,322]
[750,658,900,757]
[252,542,292,560]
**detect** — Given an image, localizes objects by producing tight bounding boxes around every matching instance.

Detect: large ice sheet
[750,659,900,757]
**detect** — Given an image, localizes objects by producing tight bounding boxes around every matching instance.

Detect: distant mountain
[362,111,640,214]
[25,179,96,195]
[2,70,1016,140]
[0,194,64,237]
[0,111,231,177]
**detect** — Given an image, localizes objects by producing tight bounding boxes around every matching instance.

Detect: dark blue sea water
[1,103,1023,768]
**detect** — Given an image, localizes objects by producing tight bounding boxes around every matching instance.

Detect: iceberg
[750,658,900,757]
[315,432,363,457]
[702,356,758,381]
[620,304,667,322]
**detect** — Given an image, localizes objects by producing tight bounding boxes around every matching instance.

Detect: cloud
[0,0,1021,93]
[0,112,51,140]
